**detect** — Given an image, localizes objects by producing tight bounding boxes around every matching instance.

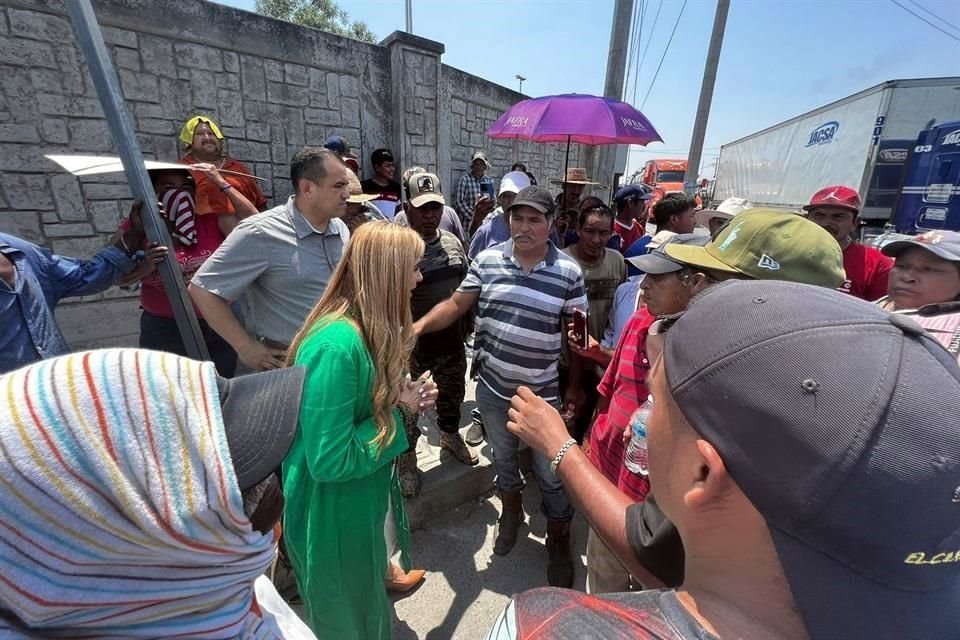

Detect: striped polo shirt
[460,240,587,401]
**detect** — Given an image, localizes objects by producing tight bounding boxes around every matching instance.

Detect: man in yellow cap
[178,115,267,238]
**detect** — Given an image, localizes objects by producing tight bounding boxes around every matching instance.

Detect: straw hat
[346,173,375,204]
[695,197,753,228]
[550,167,598,186]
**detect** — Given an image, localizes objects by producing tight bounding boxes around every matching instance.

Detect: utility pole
[405,0,413,33]
[589,0,634,196]
[515,74,526,93]
[683,0,730,200]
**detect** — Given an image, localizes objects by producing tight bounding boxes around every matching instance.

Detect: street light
[515,74,526,93]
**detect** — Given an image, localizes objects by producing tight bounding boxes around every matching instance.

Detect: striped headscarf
[0,349,282,639]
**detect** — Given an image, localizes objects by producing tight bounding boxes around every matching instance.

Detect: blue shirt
[0,233,135,374]
[602,275,645,349]
[458,240,586,401]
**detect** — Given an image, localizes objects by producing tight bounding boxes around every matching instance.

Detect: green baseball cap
[664,209,845,288]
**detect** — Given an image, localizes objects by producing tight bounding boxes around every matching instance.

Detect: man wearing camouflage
[398,169,479,497]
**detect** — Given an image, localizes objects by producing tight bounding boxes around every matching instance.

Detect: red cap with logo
[803,185,862,213]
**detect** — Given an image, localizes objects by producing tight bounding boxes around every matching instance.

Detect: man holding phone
[414,185,587,588]
[455,151,495,232]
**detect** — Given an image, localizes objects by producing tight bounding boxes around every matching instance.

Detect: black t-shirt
[360,178,401,199]
[487,587,718,639]
[410,230,467,353]
[626,495,686,588]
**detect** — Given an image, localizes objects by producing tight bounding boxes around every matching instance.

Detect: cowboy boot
[546,519,574,587]
[493,490,524,556]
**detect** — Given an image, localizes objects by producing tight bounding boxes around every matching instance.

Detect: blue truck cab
[893,120,960,233]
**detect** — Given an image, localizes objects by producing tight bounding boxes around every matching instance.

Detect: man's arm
[413,291,478,336]
[188,284,284,369]
[506,386,664,588]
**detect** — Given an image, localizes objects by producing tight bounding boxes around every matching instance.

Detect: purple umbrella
[486,93,663,186]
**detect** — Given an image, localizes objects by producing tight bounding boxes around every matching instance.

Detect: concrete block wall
[0,0,586,351]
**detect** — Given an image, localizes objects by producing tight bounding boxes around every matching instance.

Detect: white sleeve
[484,598,519,640]
[254,575,318,640]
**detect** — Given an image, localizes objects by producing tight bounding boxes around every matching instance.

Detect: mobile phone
[480,181,496,202]
[573,308,589,350]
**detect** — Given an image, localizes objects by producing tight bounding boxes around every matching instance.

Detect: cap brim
[771,528,959,639]
[627,252,686,274]
[881,239,960,262]
[509,199,550,215]
[410,193,445,208]
[473,157,491,168]
[347,193,376,203]
[550,179,598,186]
[801,203,858,213]
[218,367,306,491]
[664,243,740,274]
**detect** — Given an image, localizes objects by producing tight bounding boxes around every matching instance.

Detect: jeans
[475,382,574,522]
[139,310,238,378]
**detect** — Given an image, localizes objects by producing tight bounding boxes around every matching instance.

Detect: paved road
[391,487,589,640]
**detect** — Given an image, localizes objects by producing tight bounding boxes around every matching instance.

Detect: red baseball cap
[803,185,862,213]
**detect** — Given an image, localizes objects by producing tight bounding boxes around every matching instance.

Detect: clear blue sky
[215,0,960,177]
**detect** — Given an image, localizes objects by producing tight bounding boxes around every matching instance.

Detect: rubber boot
[546,519,574,587]
[493,490,524,556]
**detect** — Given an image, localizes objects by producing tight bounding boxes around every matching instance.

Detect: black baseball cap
[217,367,306,491]
[663,279,960,639]
[626,233,709,274]
[371,148,394,166]
[323,135,350,155]
[508,185,556,217]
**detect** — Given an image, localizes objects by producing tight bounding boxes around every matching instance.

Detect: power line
[889,0,960,42]
[633,0,663,106]
[623,0,643,101]
[640,0,688,111]
[905,0,960,33]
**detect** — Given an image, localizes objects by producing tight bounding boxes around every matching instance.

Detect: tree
[256,0,376,44]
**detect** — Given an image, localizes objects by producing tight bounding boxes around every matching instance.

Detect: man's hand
[140,243,168,273]
[470,195,495,226]
[566,323,608,365]
[563,385,588,419]
[238,338,286,371]
[191,162,230,189]
[507,386,574,459]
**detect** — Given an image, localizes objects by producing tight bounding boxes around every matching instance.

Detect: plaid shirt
[455,171,493,228]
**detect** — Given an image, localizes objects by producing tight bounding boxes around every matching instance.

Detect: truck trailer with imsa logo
[713,77,960,235]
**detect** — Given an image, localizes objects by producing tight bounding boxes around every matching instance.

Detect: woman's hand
[399,372,438,413]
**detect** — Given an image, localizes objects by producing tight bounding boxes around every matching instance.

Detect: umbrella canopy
[486,93,662,146]
[45,154,266,181]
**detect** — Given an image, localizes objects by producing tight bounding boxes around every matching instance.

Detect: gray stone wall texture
[0,0,586,351]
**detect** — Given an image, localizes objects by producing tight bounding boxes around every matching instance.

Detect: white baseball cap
[696,197,753,229]
[499,170,531,196]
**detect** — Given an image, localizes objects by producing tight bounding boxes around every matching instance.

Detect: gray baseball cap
[626,233,710,274]
[881,229,960,263]
[663,279,960,639]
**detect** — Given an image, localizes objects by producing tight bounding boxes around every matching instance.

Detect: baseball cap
[695,196,753,229]
[217,366,307,491]
[627,233,709,274]
[803,185,861,213]
[615,184,654,204]
[881,229,960,263]
[404,171,445,208]
[471,151,491,168]
[499,170,531,196]
[508,185,555,217]
[323,135,350,155]
[664,209,845,288]
[371,148,394,166]
[662,279,960,639]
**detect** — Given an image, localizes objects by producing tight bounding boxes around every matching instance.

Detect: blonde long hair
[287,222,425,453]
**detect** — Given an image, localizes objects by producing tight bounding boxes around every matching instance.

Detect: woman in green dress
[282,221,438,639]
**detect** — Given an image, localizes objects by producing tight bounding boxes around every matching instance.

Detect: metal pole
[683,0,730,197]
[66,0,209,361]
[590,0,635,194]
[405,0,413,33]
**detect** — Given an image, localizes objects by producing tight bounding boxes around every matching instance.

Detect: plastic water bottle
[624,397,653,476]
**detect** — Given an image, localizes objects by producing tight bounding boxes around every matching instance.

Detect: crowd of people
[0,111,958,640]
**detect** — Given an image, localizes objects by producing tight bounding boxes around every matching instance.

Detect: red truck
[640,158,688,204]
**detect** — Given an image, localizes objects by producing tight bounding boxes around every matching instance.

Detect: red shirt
[613,218,645,254]
[587,308,654,502]
[840,242,893,301]
[140,215,224,318]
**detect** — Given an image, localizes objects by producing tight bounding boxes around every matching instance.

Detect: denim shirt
[0,233,135,374]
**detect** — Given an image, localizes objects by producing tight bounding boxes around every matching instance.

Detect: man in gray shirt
[190,148,351,371]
